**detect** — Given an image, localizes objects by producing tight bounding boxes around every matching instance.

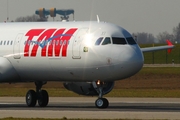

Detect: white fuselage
[0,21,144,82]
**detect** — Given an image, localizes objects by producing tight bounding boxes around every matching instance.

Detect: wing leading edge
[141,40,174,53]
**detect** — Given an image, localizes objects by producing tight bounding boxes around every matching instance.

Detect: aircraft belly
[48,58,66,80]
[48,58,112,81]
[8,57,55,81]
[64,65,116,81]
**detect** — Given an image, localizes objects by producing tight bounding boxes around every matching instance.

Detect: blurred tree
[15,14,48,22]
[156,31,174,43]
[132,32,155,44]
[173,23,180,43]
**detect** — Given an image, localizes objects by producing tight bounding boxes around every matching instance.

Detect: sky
[0,0,180,36]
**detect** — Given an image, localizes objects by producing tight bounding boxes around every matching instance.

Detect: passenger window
[7,41,9,45]
[4,41,6,45]
[28,41,31,45]
[53,41,56,45]
[102,37,111,45]
[60,40,63,45]
[64,40,66,45]
[0,41,2,45]
[44,41,48,46]
[56,40,59,45]
[126,37,137,45]
[49,41,52,45]
[11,41,13,45]
[112,37,127,45]
[95,37,103,45]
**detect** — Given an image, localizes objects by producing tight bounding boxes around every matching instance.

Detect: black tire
[38,90,49,107]
[26,90,37,107]
[102,98,109,108]
[95,98,109,108]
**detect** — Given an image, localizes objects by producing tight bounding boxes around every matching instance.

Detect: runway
[0,97,180,119]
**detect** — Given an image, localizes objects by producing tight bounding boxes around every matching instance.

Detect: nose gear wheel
[95,98,109,108]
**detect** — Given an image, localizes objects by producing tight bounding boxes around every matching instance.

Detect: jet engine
[0,57,20,82]
[63,81,114,96]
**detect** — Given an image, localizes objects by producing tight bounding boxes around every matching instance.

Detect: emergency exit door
[13,33,23,59]
[72,28,88,59]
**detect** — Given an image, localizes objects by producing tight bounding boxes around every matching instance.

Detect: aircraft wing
[141,40,174,53]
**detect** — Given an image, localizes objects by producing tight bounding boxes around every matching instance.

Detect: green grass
[0,118,82,120]
[0,67,180,97]
[0,88,78,97]
[140,43,180,64]
[0,88,180,98]
[0,118,169,120]
[139,67,180,74]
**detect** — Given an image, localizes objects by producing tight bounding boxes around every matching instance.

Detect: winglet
[166,40,173,53]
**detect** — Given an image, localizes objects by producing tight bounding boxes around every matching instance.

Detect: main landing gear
[94,80,109,109]
[26,81,49,107]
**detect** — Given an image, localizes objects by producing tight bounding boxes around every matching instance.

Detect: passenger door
[13,33,23,59]
[72,28,88,59]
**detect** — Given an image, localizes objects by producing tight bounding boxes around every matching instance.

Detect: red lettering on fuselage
[48,29,65,57]
[32,29,56,57]
[24,28,77,57]
[24,29,45,56]
[61,28,77,57]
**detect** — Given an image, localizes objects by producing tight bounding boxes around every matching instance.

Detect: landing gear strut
[93,80,109,108]
[26,81,49,107]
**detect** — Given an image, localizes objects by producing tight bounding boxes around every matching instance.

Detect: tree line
[14,14,180,44]
[132,23,180,44]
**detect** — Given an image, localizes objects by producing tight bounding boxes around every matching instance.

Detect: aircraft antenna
[97,15,100,23]
[7,0,9,22]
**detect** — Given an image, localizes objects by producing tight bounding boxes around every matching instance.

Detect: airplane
[0,20,174,109]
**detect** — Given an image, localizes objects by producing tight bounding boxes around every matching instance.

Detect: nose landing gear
[93,80,109,108]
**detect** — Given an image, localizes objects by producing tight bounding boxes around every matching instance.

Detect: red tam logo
[24,28,77,57]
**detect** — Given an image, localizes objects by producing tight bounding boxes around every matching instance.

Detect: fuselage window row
[0,41,13,45]
[24,40,69,46]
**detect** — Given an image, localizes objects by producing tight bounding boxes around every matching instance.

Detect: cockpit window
[112,37,127,45]
[102,37,111,45]
[126,37,137,45]
[95,37,103,45]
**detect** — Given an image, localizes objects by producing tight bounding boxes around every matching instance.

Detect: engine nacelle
[63,82,114,96]
[0,57,20,82]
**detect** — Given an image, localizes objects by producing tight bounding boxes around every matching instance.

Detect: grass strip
[0,67,179,97]
[0,117,169,120]
[0,88,180,98]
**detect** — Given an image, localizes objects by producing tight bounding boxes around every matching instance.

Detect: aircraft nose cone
[130,46,144,66]
[118,45,144,77]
